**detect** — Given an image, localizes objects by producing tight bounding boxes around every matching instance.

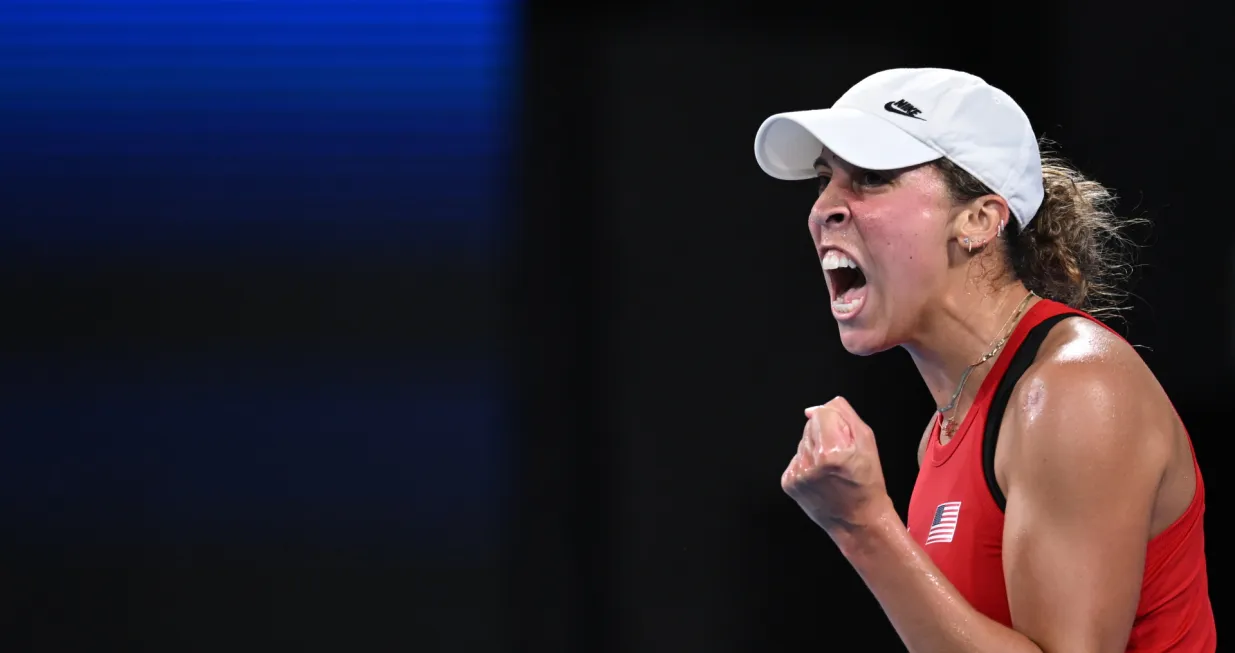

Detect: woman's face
[809,149,959,355]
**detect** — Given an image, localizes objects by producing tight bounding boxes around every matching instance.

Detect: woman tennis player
[756,68,1215,652]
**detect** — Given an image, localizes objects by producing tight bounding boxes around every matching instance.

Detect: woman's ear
[953,195,1010,252]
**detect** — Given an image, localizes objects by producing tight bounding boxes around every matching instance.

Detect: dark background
[1,1,1229,651]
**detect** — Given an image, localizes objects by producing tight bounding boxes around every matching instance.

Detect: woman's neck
[902,279,1037,418]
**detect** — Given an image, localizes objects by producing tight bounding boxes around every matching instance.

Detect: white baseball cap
[753,68,1044,228]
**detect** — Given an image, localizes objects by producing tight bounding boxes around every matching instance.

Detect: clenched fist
[781,397,892,533]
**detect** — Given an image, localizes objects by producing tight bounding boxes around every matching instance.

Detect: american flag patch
[926,501,962,545]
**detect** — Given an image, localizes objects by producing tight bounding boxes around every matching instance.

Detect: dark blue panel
[0,0,517,250]
[0,1,516,552]
[0,357,508,547]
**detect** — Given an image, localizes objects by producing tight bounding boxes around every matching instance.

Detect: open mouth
[821,249,869,319]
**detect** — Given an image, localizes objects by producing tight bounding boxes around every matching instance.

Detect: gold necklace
[938,290,1036,438]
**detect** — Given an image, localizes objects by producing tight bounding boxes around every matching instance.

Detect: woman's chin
[837,325,891,357]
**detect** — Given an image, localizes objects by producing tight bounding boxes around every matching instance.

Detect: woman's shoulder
[1016,312,1169,429]
[1000,313,1175,481]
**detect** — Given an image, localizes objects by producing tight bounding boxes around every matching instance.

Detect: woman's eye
[818,171,886,195]
[859,171,887,186]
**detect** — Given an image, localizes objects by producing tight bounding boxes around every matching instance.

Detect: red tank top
[907,299,1215,651]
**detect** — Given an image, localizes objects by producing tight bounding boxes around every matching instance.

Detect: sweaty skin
[793,152,1198,653]
[882,316,1196,653]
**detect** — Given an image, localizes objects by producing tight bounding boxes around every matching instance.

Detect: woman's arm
[997,355,1164,652]
[830,354,1164,653]
[830,506,1045,653]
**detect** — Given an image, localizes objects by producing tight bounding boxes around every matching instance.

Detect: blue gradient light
[0,0,517,249]
[0,1,516,548]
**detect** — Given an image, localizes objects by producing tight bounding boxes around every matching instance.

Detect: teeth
[821,250,859,271]
[832,296,863,314]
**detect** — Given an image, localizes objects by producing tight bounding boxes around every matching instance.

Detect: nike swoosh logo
[884,102,925,120]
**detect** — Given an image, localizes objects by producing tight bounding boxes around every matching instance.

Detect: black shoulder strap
[982,313,1080,512]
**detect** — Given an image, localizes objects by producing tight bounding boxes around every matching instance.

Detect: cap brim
[753,107,943,180]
